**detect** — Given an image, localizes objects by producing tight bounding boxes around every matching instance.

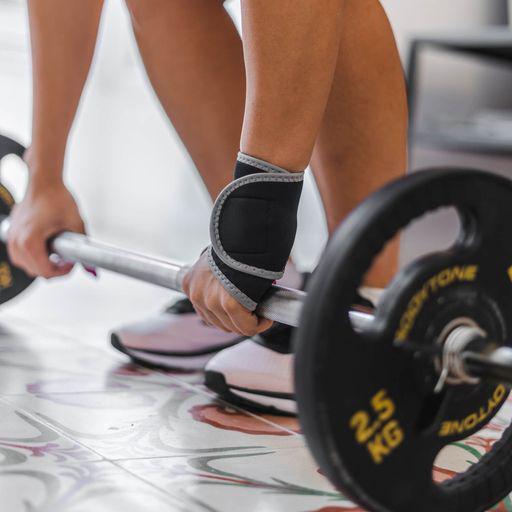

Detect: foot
[111,261,305,371]
[111,297,244,370]
[204,288,379,415]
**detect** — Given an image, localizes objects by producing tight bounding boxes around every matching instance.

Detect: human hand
[183,252,273,336]
[7,179,86,278]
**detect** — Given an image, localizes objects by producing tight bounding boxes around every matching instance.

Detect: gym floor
[1,282,512,512]
[2,1,512,511]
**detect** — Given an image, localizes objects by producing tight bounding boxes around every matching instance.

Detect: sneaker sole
[111,333,213,371]
[204,370,296,416]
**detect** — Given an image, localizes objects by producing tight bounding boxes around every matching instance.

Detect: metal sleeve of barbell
[463,347,512,387]
[51,232,189,292]
[0,218,374,329]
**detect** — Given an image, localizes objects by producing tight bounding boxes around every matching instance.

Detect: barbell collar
[432,325,512,389]
[397,328,512,389]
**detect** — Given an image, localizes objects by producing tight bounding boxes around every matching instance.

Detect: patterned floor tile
[4,385,303,462]
[194,383,301,435]
[116,411,512,512]
[118,446,356,512]
[1,272,176,352]
[0,399,205,512]
[0,316,186,396]
[0,342,179,396]
[113,391,512,512]
[1,460,191,512]
[0,399,99,470]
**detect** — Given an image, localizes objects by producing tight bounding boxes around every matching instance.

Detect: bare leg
[8,0,103,279]
[311,0,408,287]
[240,0,406,288]
[26,0,104,182]
[185,0,407,333]
[125,0,302,292]
[125,0,245,198]
[240,0,343,172]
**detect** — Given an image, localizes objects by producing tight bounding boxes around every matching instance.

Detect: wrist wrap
[207,152,304,310]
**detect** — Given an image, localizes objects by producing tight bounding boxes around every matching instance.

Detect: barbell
[2,133,512,511]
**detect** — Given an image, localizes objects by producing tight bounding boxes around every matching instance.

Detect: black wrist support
[207,152,304,310]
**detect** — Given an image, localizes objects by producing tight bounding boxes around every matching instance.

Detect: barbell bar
[1,215,512,391]
[0,215,372,329]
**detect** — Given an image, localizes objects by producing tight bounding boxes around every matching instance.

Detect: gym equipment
[0,136,35,303]
[2,133,512,511]
[296,167,512,512]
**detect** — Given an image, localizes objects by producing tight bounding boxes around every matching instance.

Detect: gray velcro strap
[206,246,257,311]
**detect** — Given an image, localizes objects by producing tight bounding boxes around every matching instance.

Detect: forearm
[206,2,344,308]
[27,0,104,184]
[240,0,344,172]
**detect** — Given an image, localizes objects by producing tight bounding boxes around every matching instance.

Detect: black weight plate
[0,134,35,304]
[295,168,512,512]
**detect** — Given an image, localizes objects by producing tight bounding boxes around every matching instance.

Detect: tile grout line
[0,394,109,463]
[103,445,273,463]
[0,407,193,512]
[0,394,278,466]
[104,458,194,509]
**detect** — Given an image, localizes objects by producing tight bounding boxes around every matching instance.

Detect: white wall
[382,0,507,57]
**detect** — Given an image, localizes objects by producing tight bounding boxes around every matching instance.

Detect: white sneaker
[205,323,296,415]
[111,297,244,370]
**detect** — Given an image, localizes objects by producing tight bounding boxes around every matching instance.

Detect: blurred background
[1,0,512,284]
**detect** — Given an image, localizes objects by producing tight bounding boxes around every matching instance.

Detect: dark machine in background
[408,1,511,154]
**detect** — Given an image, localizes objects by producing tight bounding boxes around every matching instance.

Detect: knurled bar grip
[0,216,372,329]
